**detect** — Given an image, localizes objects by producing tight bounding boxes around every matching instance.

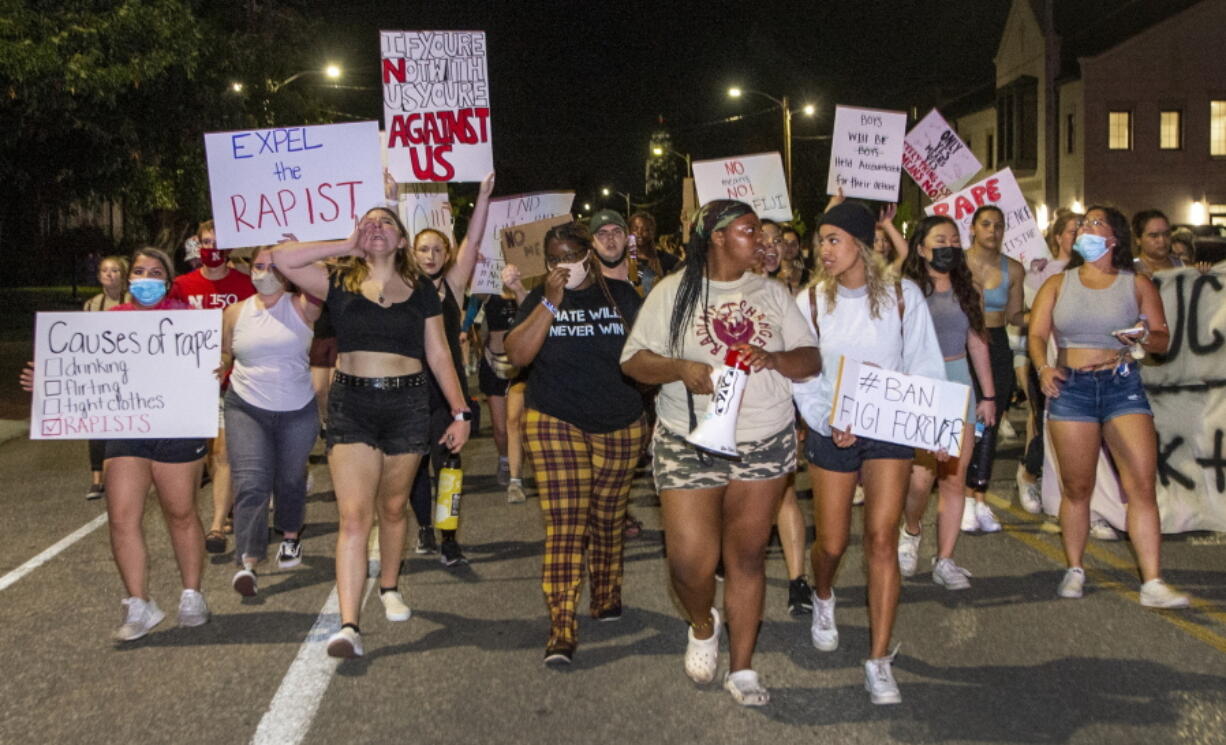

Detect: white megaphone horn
[686,348,751,460]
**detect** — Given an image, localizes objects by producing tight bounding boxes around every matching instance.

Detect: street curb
[0,419,29,444]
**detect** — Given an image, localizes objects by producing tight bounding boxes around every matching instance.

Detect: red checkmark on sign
[41,419,62,437]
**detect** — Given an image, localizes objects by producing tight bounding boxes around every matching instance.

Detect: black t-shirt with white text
[513,280,643,433]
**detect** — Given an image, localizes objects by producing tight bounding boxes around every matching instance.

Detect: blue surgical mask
[1073,233,1110,263]
[129,278,167,306]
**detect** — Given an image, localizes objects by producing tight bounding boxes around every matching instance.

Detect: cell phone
[1111,325,1145,338]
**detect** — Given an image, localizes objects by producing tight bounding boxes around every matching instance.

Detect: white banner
[691,152,792,222]
[381,30,493,183]
[925,167,1047,266]
[902,108,982,200]
[398,185,455,246]
[472,191,574,295]
[31,311,222,440]
[829,356,971,456]
[826,105,907,202]
[204,122,384,249]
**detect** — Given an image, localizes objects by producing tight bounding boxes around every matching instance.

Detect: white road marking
[0,512,108,592]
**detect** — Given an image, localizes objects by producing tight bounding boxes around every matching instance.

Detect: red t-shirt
[171,268,255,309]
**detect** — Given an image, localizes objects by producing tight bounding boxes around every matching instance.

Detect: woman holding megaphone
[621,200,820,707]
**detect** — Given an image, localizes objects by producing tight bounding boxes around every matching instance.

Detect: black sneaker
[276,538,303,569]
[440,539,467,567]
[788,577,814,616]
[596,605,622,622]
[544,644,574,666]
[86,483,105,501]
[415,526,437,555]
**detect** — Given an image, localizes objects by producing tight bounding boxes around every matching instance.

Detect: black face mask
[596,250,625,268]
[928,246,959,274]
[426,268,446,281]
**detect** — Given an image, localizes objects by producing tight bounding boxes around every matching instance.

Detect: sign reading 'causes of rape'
[902,109,983,200]
[382,30,493,183]
[691,152,792,222]
[204,121,384,249]
[829,356,972,457]
[826,105,908,201]
[31,311,222,440]
[472,191,574,295]
[924,167,1047,266]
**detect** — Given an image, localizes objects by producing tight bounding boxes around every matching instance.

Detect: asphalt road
[0,411,1223,745]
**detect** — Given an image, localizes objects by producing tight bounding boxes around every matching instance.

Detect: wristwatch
[453,410,473,422]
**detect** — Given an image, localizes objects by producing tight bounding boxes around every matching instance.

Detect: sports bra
[327,272,441,358]
[981,254,1010,313]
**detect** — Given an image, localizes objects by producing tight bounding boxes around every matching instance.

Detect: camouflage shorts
[652,422,796,492]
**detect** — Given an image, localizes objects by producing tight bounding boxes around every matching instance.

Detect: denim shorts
[805,429,914,473]
[326,374,429,455]
[652,423,796,492]
[1046,362,1153,423]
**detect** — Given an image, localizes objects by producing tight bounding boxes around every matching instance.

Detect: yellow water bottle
[434,454,462,531]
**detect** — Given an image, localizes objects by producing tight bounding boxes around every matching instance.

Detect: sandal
[684,607,721,684]
[204,530,227,554]
[724,669,770,706]
[223,516,234,534]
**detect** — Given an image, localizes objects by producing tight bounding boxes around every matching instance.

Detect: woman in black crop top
[273,206,473,659]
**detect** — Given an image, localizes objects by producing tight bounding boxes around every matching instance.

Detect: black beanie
[817,202,877,248]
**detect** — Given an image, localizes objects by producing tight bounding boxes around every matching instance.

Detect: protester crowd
[27,179,1205,708]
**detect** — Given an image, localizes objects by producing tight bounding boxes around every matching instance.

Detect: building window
[995,76,1037,170]
[1212,101,1226,156]
[1108,111,1132,150]
[1066,113,1075,154]
[1160,110,1182,150]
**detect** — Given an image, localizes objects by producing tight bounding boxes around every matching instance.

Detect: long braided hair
[667,200,755,353]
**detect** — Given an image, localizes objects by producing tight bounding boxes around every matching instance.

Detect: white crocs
[724,669,769,706]
[684,607,721,684]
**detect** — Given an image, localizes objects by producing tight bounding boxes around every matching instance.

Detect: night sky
[310,0,1014,225]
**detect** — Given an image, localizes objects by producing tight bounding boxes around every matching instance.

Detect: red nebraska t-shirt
[171,268,255,309]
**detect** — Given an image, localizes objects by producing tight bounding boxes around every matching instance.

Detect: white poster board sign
[398,185,455,245]
[472,191,574,295]
[381,30,493,183]
[826,105,907,201]
[31,311,222,440]
[691,152,792,222]
[204,121,383,249]
[829,356,971,456]
[903,108,983,200]
[925,167,1047,266]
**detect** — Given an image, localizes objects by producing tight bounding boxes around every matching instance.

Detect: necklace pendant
[378,293,385,305]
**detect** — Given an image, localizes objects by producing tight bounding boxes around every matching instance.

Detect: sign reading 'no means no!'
[691,152,792,222]
[31,311,222,440]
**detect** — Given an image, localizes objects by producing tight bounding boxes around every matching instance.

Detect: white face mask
[251,269,284,295]
[558,259,588,289]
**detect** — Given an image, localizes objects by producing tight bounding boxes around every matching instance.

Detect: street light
[602,187,631,215]
[270,63,344,93]
[651,145,692,176]
[726,87,816,196]
[230,82,244,93]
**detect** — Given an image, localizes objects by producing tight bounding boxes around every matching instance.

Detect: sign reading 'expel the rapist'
[31,311,222,440]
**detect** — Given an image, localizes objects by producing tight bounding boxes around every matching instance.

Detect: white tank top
[230,294,315,411]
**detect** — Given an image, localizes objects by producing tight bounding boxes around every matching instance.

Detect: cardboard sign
[31,310,222,440]
[691,152,791,222]
[204,121,384,249]
[903,109,982,200]
[924,167,1047,266]
[398,184,455,245]
[381,30,493,183]
[826,105,907,201]
[472,191,574,294]
[829,356,971,456]
[501,214,572,278]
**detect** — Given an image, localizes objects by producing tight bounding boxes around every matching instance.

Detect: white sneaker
[810,591,838,651]
[898,528,921,578]
[960,498,978,532]
[864,647,902,705]
[114,597,165,641]
[932,557,972,590]
[326,627,364,658]
[232,568,257,597]
[999,417,1018,441]
[684,607,721,684]
[724,669,769,706]
[1139,579,1190,609]
[852,485,866,506]
[1058,567,1086,599]
[1016,468,1042,514]
[379,590,412,621]
[177,589,210,627]
[1089,518,1120,541]
[975,502,1002,533]
[506,479,526,504]
[276,538,303,569]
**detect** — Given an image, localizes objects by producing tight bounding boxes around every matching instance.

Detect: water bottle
[966,418,995,491]
[434,453,462,531]
[627,233,640,286]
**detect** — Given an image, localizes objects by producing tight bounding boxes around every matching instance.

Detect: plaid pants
[524,408,649,649]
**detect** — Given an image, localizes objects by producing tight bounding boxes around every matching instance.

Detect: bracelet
[980,395,996,402]
[540,298,559,317]
[1036,363,1051,374]
[452,410,473,422]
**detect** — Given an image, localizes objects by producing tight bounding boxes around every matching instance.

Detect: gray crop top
[1051,269,1138,349]
[926,289,970,357]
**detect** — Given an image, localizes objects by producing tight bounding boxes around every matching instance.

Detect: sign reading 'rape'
[924,167,1047,266]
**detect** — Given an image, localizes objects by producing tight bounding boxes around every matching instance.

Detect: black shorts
[105,438,209,464]
[326,374,429,455]
[478,355,511,398]
[805,429,913,473]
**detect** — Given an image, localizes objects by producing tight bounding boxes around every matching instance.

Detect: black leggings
[967,326,1015,490]
[88,440,106,473]
[409,404,456,530]
[1023,358,1047,478]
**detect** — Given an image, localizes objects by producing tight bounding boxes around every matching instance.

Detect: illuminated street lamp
[651,145,692,176]
[602,187,631,215]
[270,63,344,92]
[726,87,816,195]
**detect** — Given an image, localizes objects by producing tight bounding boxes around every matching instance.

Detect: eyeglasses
[1080,218,1109,230]
[546,249,589,268]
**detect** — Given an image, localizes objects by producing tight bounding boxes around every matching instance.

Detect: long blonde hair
[810,237,893,319]
[332,207,420,292]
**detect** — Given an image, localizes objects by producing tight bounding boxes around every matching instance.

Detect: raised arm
[272,224,364,300]
[446,172,496,297]
[879,203,909,273]
[504,267,565,368]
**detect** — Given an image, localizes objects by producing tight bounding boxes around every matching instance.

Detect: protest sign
[826,105,907,201]
[691,152,791,222]
[902,109,982,200]
[924,167,1047,266]
[501,214,572,278]
[381,30,493,183]
[398,184,455,245]
[472,191,574,295]
[204,121,383,249]
[31,311,222,440]
[829,356,971,456]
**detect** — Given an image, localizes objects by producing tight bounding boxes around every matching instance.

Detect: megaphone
[686,348,751,460]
